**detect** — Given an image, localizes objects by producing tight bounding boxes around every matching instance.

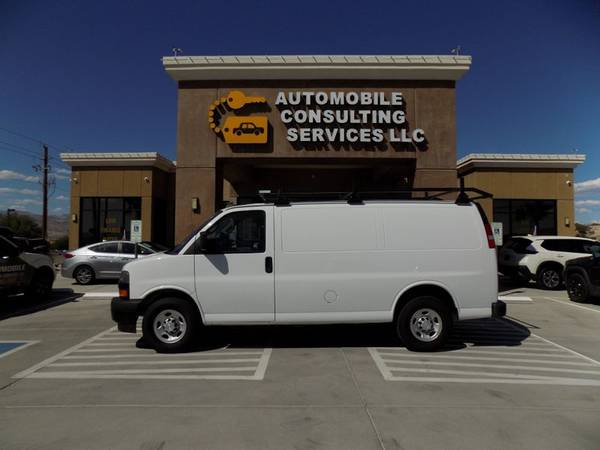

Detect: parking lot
[1,277,600,449]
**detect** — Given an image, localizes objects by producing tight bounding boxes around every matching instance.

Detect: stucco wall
[175,80,458,242]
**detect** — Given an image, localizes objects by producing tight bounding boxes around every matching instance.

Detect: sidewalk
[53,273,117,299]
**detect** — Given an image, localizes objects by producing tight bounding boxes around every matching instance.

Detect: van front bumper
[111,297,143,333]
[492,300,506,318]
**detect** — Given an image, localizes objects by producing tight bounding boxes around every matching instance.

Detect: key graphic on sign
[208,90,269,144]
[226,91,266,110]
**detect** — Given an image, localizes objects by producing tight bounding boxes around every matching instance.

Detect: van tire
[142,297,199,353]
[396,296,451,352]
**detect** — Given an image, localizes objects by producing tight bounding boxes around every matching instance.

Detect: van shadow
[0,289,83,321]
[175,317,531,353]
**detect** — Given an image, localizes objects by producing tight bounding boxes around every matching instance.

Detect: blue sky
[0,0,598,222]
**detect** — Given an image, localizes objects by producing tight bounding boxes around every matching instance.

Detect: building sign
[130,220,142,243]
[492,222,503,246]
[275,91,425,145]
[208,91,269,144]
[208,90,426,148]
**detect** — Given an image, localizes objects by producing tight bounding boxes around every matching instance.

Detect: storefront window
[493,199,556,239]
[79,197,141,246]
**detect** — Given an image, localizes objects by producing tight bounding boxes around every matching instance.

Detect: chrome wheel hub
[409,308,442,342]
[154,309,187,344]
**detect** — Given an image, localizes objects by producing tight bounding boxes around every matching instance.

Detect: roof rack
[257,178,491,206]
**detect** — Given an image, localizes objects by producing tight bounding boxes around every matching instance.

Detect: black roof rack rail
[257,178,491,206]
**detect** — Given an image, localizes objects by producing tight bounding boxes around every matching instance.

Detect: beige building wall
[462,168,576,236]
[175,81,460,242]
[68,167,174,249]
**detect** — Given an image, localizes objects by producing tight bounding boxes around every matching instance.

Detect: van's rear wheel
[397,296,451,352]
[142,298,199,353]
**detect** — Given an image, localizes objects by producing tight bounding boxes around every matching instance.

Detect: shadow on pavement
[157,317,531,353]
[0,289,83,321]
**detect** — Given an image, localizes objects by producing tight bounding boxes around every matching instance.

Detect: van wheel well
[140,290,202,323]
[394,285,457,321]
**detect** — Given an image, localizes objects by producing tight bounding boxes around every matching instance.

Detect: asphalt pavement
[0,277,599,449]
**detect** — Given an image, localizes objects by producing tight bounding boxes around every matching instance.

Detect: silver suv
[61,241,166,285]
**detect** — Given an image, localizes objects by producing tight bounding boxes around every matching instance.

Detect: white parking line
[0,341,39,359]
[13,327,272,381]
[82,292,116,298]
[543,296,600,314]
[369,318,600,386]
[498,295,532,303]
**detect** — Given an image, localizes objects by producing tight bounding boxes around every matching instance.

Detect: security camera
[566,180,572,187]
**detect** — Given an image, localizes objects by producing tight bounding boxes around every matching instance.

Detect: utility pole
[42,144,48,240]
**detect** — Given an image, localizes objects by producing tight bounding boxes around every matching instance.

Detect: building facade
[60,55,585,249]
[164,55,471,241]
[458,153,585,239]
[60,153,175,249]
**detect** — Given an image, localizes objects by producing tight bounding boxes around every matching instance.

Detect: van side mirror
[196,232,216,254]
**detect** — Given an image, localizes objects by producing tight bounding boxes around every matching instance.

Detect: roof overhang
[457,153,586,173]
[60,152,175,172]
[162,55,472,81]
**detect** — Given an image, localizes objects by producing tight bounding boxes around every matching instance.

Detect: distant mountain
[11,210,69,240]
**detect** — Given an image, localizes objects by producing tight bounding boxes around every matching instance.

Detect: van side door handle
[265,256,273,274]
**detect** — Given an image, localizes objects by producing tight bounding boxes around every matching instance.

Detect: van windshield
[165,211,221,255]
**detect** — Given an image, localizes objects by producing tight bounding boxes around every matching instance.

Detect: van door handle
[265,256,273,274]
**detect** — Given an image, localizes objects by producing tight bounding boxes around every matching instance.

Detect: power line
[0,126,75,156]
[0,144,41,160]
[0,139,40,155]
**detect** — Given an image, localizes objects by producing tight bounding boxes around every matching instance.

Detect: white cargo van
[112,197,504,352]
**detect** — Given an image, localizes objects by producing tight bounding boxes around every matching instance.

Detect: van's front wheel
[142,298,199,353]
[397,296,451,352]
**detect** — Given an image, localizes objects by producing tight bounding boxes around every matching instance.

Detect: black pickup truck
[564,245,600,303]
[0,227,55,299]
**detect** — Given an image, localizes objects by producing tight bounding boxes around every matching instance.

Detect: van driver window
[206,211,265,254]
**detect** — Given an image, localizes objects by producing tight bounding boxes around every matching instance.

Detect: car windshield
[165,211,221,255]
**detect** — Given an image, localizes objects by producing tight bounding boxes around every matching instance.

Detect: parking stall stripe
[364,377,600,386]
[377,353,598,367]
[14,327,273,381]
[542,296,600,315]
[61,351,266,360]
[383,359,600,375]
[24,373,264,380]
[13,327,117,379]
[44,367,259,375]
[386,367,600,385]
[48,358,262,367]
[369,318,600,385]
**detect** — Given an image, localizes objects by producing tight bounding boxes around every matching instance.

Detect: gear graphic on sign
[208,90,268,144]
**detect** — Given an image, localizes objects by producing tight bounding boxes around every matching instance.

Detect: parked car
[564,245,600,302]
[498,236,600,290]
[112,199,503,353]
[62,241,167,285]
[0,232,55,299]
